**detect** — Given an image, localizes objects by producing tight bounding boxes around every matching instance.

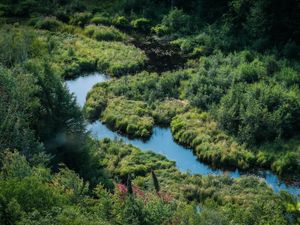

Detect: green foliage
[85,49,300,174]
[95,139,297,225]
[70,12,92,27]
[217,82,300,144]
[0,131,298,225]
[1,2,300,224]
[34,17,63,31]
[97,139,175,179]
[0,26,145,79]
[130,18,152,32]
[84,25,127,42]
[256,137,300,175]
[113,16,129,28]
[160,8,193,36]
[101,97,154,139]
[152,99,189,126]
[91,15,112,26]
[44,30,146,78]
[171,32,213,56]
[0,26,112,184]
[0,66,43,158]
[171,110,255,170]
[151,24,168,37]
[85,71,191,136]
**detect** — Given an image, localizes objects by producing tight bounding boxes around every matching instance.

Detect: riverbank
[66,72,300,196]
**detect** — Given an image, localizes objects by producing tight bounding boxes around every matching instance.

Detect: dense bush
[217,82,300,144]
[171,33,213,56]
[130,18,152,32]
[84,83,110,121]
[45,31,146,77]
[84,48,300,174]
[160,8,193,36]
[70,12,92,27]
[171,110,255,170]
[101,97,154,139]
[152,99,189,126]
[86,70,189,104]
[98,139,175,178]
[113,16,129,28]
[91,15,112,25]
[12,23,143,78]
[34,16,63,31]
[84,25,127,42]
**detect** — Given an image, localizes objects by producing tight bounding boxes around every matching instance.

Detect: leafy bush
[46,31,146,77]
[152,99,189,126]
[274,67,300,87]
[171,110,255,170]
[34,17,63,31]
[98,139,175,178]
[113,16,129,28]
[160,8,193,36]
[217,82,300,144]
[91,15,112,25]
[130,18,152,32]
[282,41,300,59]
[171,33,213,55]
[70,12,92,27]
[151,24,169,37]
[235,59,267,83]
[101,97,154,139]
[84,25,127,42]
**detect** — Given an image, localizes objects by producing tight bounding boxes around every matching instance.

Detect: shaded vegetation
[0,0,300,224]
[1,149,298,225]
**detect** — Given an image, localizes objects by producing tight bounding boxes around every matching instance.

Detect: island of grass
[84,71,190,139]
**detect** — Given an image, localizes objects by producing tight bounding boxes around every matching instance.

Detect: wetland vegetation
[0,0,299,224]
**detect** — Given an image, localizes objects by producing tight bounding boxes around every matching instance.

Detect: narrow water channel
[66,72,300,196]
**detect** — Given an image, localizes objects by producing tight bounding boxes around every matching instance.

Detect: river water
[66,72,300,196]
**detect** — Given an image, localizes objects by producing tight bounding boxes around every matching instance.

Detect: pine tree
[127,174,133,194]
[151,170,160,193]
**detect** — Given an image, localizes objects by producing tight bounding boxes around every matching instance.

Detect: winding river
[66,72,300,196]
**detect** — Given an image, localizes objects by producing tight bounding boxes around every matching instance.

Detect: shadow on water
[66,72,300,196]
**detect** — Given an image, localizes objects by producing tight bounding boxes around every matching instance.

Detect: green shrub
[256,137,300,176]
[161,8,193,35]
[217,82,300,144]
[130,18,151,32]
[171,110,255,170]
[34,17,63,31]
[151,24,168,37]
[70,12,92,27]
[171,33,213,55]
[101,97,154,139]
[235,59,267,83]
[282,41,300,59]
[91,15,112,25]
[152,99,189,126]
[46,32,146,77]
[113,16,129,28]
[274,67,300,87]
[84,25,127,42]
